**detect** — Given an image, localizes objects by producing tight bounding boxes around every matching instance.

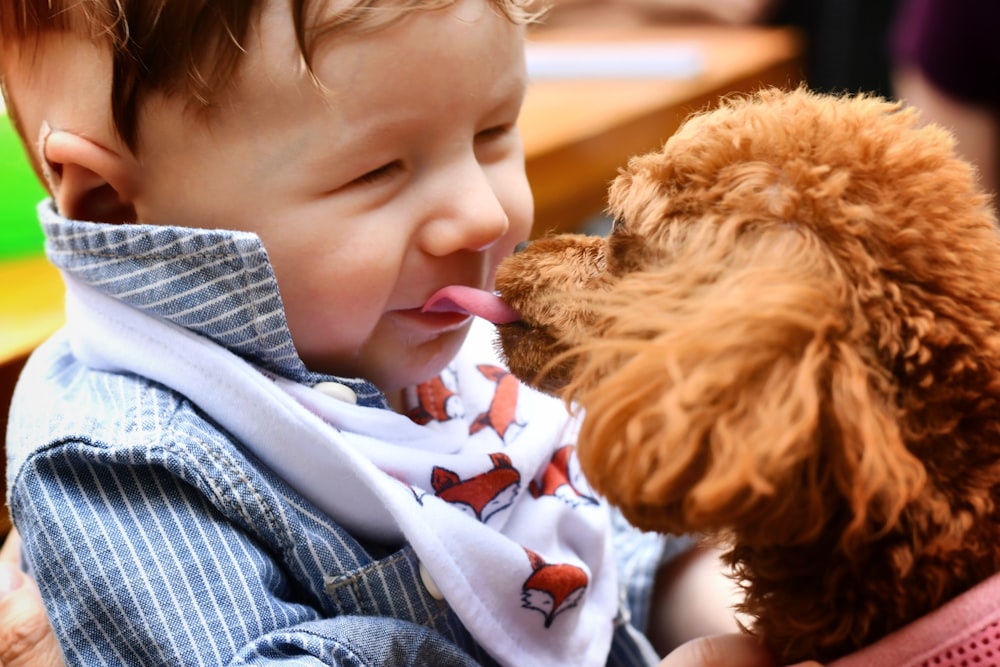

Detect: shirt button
[313,381,358,405]
[418,561,445,601]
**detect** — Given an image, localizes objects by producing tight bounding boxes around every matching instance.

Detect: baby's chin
[381,324,474,392]
[301,320,474,390]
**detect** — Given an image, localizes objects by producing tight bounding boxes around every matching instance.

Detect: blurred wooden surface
[522,25,803,236]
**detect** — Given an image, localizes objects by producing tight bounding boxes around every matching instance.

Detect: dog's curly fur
[494,87,1000,663]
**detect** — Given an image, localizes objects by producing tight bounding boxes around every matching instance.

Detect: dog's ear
[568,224,926,549]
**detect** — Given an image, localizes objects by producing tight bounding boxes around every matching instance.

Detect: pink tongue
[423,286,521,324]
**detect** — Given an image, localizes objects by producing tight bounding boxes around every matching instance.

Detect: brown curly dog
[492,87,1000,663]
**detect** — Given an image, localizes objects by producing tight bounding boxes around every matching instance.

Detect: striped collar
[40,200,389,408]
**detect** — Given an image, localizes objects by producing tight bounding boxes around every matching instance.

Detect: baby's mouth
[422,285,521,325]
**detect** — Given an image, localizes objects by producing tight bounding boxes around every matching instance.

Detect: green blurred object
[0,112,46,259]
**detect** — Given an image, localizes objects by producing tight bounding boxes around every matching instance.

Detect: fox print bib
[64,278,621,667]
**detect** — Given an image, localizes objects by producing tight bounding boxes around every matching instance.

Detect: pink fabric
[830,571,1000,667]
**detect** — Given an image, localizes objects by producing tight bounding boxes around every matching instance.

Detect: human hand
[659,633,823,667]
[0,529,65,667]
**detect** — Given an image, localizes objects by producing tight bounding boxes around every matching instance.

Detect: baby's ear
[814,339,927,552]
[41,127,138,224]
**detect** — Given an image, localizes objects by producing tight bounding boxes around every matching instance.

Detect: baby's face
[130,0,533,396]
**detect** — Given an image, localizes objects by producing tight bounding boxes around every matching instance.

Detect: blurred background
[0,101,45,260]
[529,0,996,217]
[534,0,899,97]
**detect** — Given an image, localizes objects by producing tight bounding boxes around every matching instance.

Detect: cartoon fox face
[529,445,599,507]
[408,372,461,425]
[431,452,521,523]
[521,548,589,628]
[470,365,525,441]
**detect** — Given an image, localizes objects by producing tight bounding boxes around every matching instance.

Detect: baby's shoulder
[7,331,234,469]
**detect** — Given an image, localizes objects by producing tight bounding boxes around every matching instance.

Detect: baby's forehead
[222,0,520,104]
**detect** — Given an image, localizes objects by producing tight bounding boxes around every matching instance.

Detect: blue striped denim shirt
[6,202,688,666]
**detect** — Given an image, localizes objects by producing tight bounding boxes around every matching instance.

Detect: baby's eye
[353,160,402,186]
[475,124,518,163]
[476,124,514,143]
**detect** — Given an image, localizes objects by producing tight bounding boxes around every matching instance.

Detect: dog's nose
[514,241,531,254]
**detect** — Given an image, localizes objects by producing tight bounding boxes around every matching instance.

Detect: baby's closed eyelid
[353,160,404,186]
[474,124,520,163]
[475,124,514,141]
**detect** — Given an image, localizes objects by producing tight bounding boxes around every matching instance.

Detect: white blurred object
[526,41,705,79]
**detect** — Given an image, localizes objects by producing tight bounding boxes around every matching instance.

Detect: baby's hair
[0,0,537,152]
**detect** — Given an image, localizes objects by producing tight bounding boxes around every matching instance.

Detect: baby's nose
[422,173,510,255]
